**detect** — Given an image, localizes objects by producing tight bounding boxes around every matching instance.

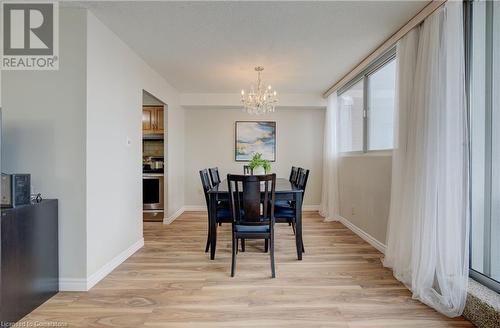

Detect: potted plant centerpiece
[248,153,271,175]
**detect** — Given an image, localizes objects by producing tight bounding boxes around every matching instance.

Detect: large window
[470,0,500,292]
[367,60,396,150]
[339,79,364,152]
[338,51,396,153]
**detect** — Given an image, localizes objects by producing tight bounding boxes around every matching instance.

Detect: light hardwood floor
[17,211,472,328]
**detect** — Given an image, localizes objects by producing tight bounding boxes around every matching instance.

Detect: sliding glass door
[470,0,500,292]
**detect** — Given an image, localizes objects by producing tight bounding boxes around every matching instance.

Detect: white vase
[253,166,265,175]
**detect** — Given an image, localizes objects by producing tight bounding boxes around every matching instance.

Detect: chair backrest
[289,166,299,184]
[243,165,253,175]
[296,168,310,200]
[209,167,221,186]
[227,174,276,225]
[199,169,212,207]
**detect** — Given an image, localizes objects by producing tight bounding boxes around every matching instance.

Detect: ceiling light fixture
[241,66,278,115]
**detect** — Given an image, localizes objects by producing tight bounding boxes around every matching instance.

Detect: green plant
[248,153,271,174]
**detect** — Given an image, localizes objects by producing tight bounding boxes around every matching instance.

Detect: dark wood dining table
[207,178,304,261]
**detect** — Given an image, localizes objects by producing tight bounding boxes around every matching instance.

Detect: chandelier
[241,66,278,114]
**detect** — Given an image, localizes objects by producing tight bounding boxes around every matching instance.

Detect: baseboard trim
[59,238,144,291]
[86,238,144,290]
[59,278,87,292]
[337,216,386,254]
[182,205,206,212]
[164,207,185,224]
[303,205,320,211]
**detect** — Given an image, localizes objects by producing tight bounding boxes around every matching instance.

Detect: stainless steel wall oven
[143,174,164,211]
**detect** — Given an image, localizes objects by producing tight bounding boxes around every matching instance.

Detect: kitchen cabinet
[143,106,164,135]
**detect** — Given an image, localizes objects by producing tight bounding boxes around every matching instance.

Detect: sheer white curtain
[384,2,469,317]
[320,92,341,221]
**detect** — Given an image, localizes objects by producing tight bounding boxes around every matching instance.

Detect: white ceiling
[83,1,428,94]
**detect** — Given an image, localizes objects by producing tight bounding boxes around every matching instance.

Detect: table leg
[295,193,303,260]
[209,193,218,260]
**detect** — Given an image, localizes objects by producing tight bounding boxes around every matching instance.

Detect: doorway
[142,90,167,222]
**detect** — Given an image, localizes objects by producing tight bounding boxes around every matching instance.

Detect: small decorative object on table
[248,153,271,175]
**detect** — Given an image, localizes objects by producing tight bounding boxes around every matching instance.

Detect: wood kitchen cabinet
[142,106,164,135]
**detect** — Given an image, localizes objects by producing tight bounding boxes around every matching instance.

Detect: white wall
[86,12,184,277]
[184,108,324,207]
[338,154,392,245]
[1,8,88,280]
[1,8,185,288]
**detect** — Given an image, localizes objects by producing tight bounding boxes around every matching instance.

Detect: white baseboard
[303,205,320,211]
[164,207,185,224]
[336,216,386,254]
[59,278,87,292]
[183,205,206,212]
[59,238,144,291]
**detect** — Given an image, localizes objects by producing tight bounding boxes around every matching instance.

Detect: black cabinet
[0,200,58,324]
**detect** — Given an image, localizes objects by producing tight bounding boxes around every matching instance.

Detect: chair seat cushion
[216,207,232,219]
[274,206,295,218]
[275,200,293,208]
[235,225,270,233]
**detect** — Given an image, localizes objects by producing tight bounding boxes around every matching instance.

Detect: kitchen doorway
[142,90,167,222]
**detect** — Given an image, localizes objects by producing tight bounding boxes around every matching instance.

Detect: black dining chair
[209,167,221,186]
[275,168,309,252]
[209,167,231,226]
[276,166,299,210]
[227,174,277,278]
[243,165,253,175]
[289,166,299,185]
[200,169,232,253]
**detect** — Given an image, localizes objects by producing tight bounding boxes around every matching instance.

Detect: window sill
[463,278,500,327]
[340,149,393,157]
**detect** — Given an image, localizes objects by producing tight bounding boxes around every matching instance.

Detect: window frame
[467,0,500,294]
[338,46,396,155]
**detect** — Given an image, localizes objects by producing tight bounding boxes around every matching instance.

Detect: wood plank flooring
[16,211,473,327]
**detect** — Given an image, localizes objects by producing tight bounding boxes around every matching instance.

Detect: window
[367,60,396,150]
[469,0,500,293]
[338,50,396,153]
[339,79,364,152]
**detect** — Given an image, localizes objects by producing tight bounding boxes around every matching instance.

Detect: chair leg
[205,231,210,253]
[241,239,246,252]
[231,235,237,277]
[288,222,291,226]
[291,221,296,235]
[219,222,222,226]
[264,239,269,253]
[270,237,276,278]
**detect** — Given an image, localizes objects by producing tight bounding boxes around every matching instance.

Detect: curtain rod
[322,0,446,98]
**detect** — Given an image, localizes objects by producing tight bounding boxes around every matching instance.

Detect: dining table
[207,177,304,261]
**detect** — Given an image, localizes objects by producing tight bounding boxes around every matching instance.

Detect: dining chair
[289,166,299,185]
[200,169,232,253]
[277,166,299,210]
[227,174,277,278]
[275,168,309,252]
[209,167,221,186]
[243,165,253,175]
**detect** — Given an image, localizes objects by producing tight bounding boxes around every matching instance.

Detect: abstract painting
[235,121,276,162]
